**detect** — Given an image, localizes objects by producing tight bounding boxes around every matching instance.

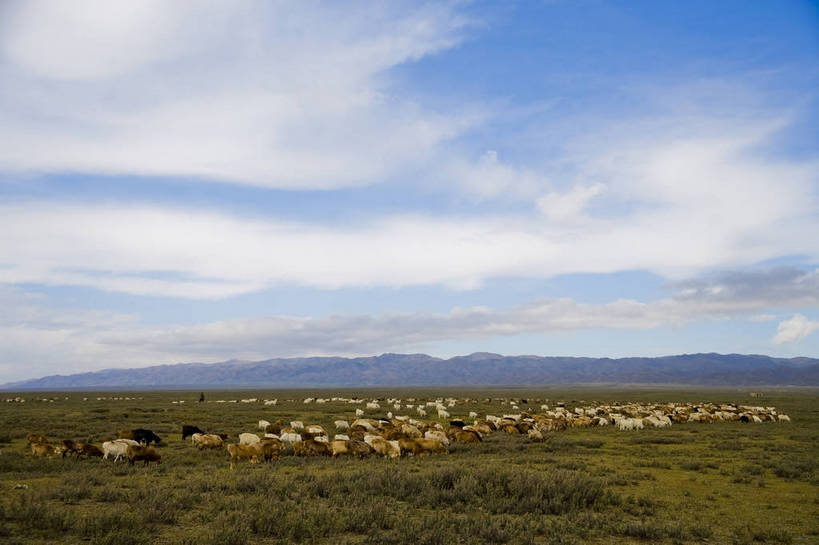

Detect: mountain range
[3,352,818,390]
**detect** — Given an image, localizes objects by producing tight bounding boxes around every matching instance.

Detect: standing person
[199,392,205,403]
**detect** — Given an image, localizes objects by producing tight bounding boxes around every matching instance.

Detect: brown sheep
[126,445,161,466]
[330,439,352,457]
[259,438,283,462]
[265,419,285,435]
[348,439,375,458]
[399,438,449,456]
[226,443,259,469]
[194,434,224,450]
[30,442,57,457]
[454,430,482,444]
[74,442,104,458]
[293,439,330,457]
[365,437,400,458]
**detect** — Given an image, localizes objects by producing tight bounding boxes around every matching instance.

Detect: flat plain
[0,387,817,545]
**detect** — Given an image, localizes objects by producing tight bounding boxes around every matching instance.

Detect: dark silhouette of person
[199,392,205,403]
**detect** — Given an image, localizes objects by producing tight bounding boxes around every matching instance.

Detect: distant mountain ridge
[3,352,819,390]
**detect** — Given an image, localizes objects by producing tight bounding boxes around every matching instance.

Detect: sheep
[238,433,261,445]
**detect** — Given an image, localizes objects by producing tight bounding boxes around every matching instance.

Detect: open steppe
[1,387,817,544]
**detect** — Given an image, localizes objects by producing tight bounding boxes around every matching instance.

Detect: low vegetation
[0,387,817,544]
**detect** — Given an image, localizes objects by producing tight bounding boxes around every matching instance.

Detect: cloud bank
[0,1,473,188]
[0,3,816,381]
[1,268,815,381]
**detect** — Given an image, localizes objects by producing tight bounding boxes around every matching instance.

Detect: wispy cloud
[1,268,815,381]
[0,3,815,381]
[1,143,816,297]
[0,1,474,188]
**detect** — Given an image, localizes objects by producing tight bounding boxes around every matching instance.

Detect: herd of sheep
[20,395,791,469]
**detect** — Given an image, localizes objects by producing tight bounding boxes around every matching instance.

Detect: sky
[0,0,817,383]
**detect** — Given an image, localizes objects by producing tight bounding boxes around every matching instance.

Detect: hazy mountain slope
[3,353,818,389]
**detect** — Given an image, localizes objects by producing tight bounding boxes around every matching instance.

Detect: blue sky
[0,1,817,382]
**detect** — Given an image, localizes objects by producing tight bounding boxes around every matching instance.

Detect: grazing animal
[265,419,285,434]
[364,436,400,458]
[258,420,270,431]
[193,434,224,450]
[226,443,258,469]
[59,439,77,457]
[424,430,450,446]
[72,442,104,458]
[293,439,330,457]
[102,441,126,461]
[182,425,204,440]
[290,421,305,431]
[131,429,162,445]
[778,414,791,423]
[305,425,327,436]
[400,423,422,438]
[260,438,284,460]
[454,430,482,444]
[127,445,161,466]
[30,442,57,457]
[238,433,261,445]
[351,419,378,432]
[527,428,544,442]
[334,420,350,430]
[349,439,375,457]
[102,439,137,461]
[279,432,302,445]
[398,438,448,456]
[471,423,493,435]
[330,439,352,457]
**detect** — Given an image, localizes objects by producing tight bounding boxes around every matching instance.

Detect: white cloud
[773,314,819,344]
[0,203,555,296]
[0,268,816,382]
[0,1,474,188]
[1,1,195,80]
[447,150,552,200]
[749,314,776,322]
[1,182,818,298]
[536,183,605,221]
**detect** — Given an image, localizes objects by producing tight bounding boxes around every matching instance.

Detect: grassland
[0,387,817,544]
